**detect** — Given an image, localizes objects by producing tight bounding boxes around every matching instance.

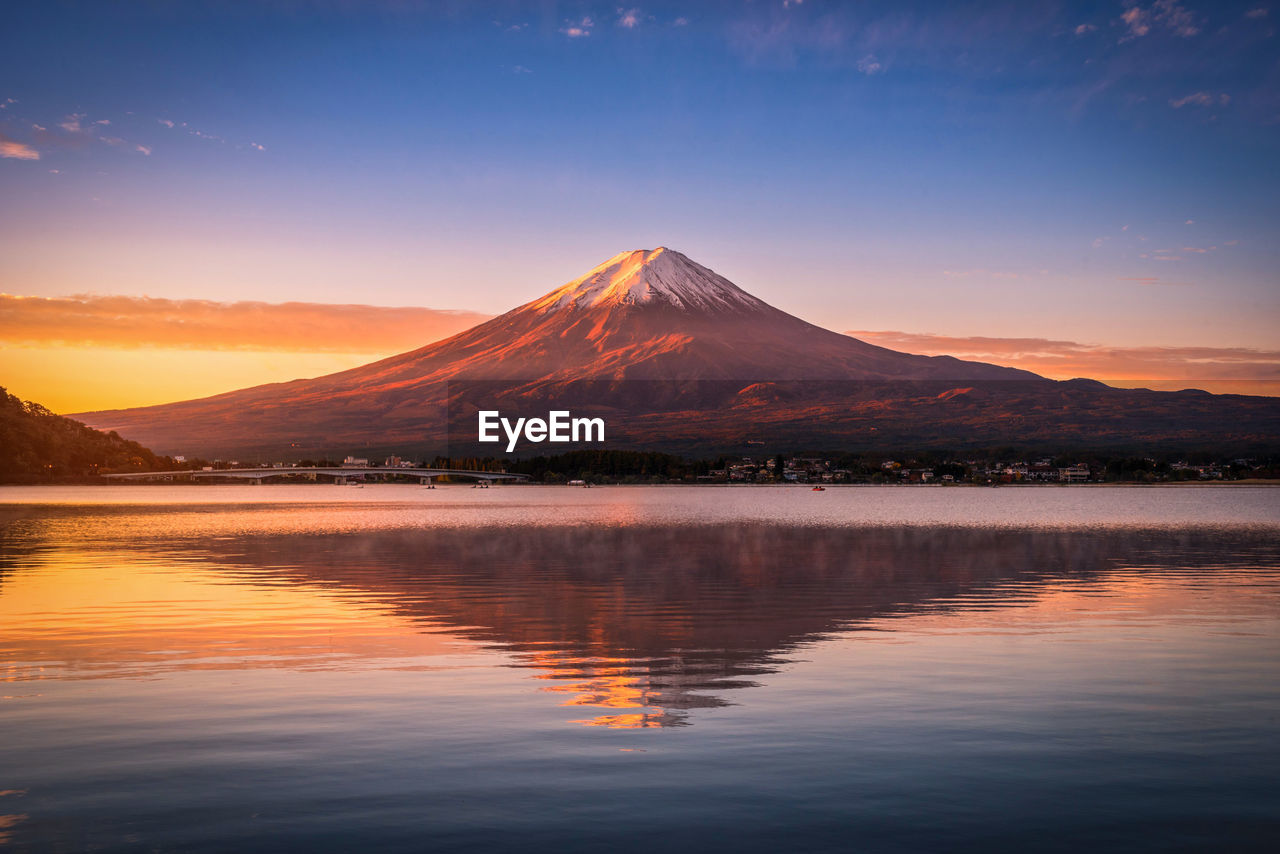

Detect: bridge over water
[103,466,529,484]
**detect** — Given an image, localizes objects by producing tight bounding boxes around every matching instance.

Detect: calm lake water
[1,485,1278,852]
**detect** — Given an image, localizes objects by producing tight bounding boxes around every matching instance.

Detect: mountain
[277,247,1037,384]
[74,248,1280,459]
[0,387,171,482]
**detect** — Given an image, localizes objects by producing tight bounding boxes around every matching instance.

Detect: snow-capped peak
[530,248,768,314]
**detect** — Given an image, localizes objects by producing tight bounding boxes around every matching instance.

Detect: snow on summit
[530,248,768,314]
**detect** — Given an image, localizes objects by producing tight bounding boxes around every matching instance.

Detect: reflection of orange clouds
[0,550,466,682]
[547,671,648,708]
[570,713,668,729]
[528,652,670,727]
[0,813,29,845]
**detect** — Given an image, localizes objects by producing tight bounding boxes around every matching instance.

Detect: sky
[1,0,1278,411]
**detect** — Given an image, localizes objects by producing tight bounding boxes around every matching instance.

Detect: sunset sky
[2,0,1278,412]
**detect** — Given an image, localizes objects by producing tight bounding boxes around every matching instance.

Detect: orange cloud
[0,132,39,160]
[0,294,491,353]
[847,329,1280,396]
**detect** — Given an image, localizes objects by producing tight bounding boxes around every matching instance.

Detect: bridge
[102,466,530,484]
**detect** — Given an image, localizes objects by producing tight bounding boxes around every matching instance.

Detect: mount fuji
[75,248,1278,458]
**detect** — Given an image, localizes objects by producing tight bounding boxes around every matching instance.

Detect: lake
[1,485,1278,852]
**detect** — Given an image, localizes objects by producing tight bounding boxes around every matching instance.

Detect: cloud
[511,65,532,74]
[673,17,688,26]
[1121,6,1151,37]
[617,8,640,29]
[135,144,152,156]
[561,16,593,37]
[59,113,86,133]
[1074,23,1097,35]
[1184,219,1195,225]
[1120,1,1199,40]
[1169,91,1229,108]
[1151,0,1200,36]
[843,329,1280,392]
[0,294,492,353]
[160,116,264,151]
[1246,7,1269,18]
[856,54,883,74]
[0,132,39,160]
[0,97,16,110]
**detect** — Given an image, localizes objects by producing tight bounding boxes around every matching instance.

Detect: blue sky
[1,0,1277,352]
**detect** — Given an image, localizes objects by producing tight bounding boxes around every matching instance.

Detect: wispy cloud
[157,115,270,152]
[59,113,86,133]
[1140,247,1184,261]
[1245,7,1269,18]
[844,329,1280,392]
[617,8,640,29]
[1120,0,1200,41]
[1074,23,1097,35]
[856,54,883,74]
[1170,91,1230,108]
[561,16,593,38]
[0,294,492,353]
[0,131,40,160]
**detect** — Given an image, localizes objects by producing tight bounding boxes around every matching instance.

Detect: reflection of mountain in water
[198,525,1259,728]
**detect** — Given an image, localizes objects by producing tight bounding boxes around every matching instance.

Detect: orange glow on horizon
[0,347,379,413]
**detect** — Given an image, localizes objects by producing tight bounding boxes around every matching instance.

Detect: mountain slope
[74,248,1278,458]
[0,387,171,481]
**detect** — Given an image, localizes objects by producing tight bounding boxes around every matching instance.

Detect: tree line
[0,387,173,483]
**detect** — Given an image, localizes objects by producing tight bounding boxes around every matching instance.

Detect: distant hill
[75,248,1280,459]
[0,387,170,482]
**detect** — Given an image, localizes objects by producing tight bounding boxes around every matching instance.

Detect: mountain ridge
[73,248,1279,458]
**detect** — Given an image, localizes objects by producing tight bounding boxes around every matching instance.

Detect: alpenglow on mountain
[76,248,1279,458]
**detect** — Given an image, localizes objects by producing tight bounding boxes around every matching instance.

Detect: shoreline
[2,479,1279,488]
